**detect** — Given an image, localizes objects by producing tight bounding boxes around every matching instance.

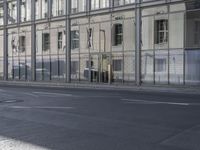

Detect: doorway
[85,53,112,83]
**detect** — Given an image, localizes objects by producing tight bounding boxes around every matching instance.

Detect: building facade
[0,0,199,86]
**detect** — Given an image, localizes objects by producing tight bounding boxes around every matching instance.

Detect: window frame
[52,0,65,17]
[91,0,109,10]
[154,19,168,44]
[42,33,50,51]
[0,5,3,25]
[57,31,63,50]
[8,0,17,24]
[113,23,123,46]
[71,0,86,14]
[71,30,80,50]
[35,0,48,20]
[112,59,122,71]
[19,35,26,53]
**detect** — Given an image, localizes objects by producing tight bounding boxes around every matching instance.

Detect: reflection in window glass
[71,30,79,49]
[71,0,86,13]
[58,32,62,49]
[42,33,50,51]
[113,24,123,46]
[155,19,168,44]
[20,0,31,22]
[71,61,79,74]
[113,59,122,71]
[71,0,78,13]
[114,0,123,6]
[169,50,184,84]
[125,0,135,4]
[155,58,166,72]
[91,0,109,10]
[101,0,109,8]
[8,1,17,24]
[185,50,200,85]
[114,0,135,6]
[52,0,65,17]
[0,32,3,79]
[35,0,48,19]
[7,28,32,80]
[185,1,200,10]
[169,12,184,49]
[0,6,3,25]
[91,0,99,9]
[186,10,200,48]
[19,36,26,52]
[155,50,168,84]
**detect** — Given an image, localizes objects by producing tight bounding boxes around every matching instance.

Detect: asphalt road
[0,86,199,150]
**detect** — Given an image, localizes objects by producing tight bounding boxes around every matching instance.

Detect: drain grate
[0,99,24,104]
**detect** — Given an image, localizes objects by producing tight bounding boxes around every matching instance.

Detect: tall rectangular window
[71,30,79,49]
[52,0,65,17]
[71,0,78,13]
[155,19,168,44]
[113,24,123,46]
[100,0,109,8]
[194,21,200,45]
[20,0,26,21]
[113,59,122,71]
[42,33,50,51]
[43,0,48,18]
[125,0,135,4]
[36,0,48,19]
[186,10,200,48]
[20,0,31,22]
[19,36,26,52]
[91,0,109,10]
[0,6,3,25]
[114,0,135,6]
[71,0,86,13]
[79,0,86,12]
[87,28,93,48]
[58,32,62,49]
[114,0,123,6]
[8,1,17,24]
[91,0,99,9]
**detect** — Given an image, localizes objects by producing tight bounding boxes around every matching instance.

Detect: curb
[0,81,199,95]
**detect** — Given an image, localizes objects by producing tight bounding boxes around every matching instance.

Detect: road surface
[0,86,199,150]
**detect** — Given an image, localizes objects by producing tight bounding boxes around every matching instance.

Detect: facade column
[135,0,142,86]
[86,0,91,13]
[87,0,91,82]
[48,0,52,18]
[110,0,114,9]
[3,0,8,80]
[31,0,36,81]
[17,0,20,24]
[66,0,71,83]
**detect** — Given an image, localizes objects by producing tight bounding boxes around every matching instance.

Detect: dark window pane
[155,19,168,44]
[113,59,122,71]
[42,33,50,51]
[58,32,62,49]
[71,30,79,49]
[113,24,123,46]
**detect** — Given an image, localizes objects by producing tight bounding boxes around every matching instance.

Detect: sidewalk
[0,80,199,95]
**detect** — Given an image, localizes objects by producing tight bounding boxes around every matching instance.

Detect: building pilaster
[3,0,8,80]
[135,0,142,86]
[66,0,71,83]
[31,0,36,81]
